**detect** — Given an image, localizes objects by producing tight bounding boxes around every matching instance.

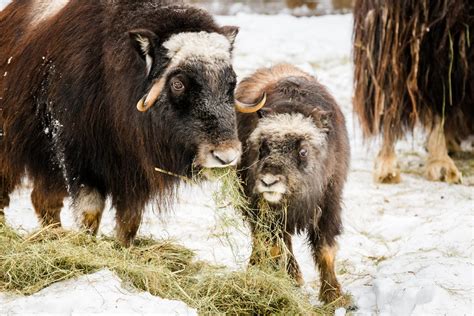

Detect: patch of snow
[0,270,196,315]
[0,0,10,12]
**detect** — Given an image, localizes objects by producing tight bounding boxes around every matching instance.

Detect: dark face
[160,61,241,168]
[247,113,328,205]
[131,29,242,168]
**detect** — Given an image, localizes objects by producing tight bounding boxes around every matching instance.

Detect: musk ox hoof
[373,154,401,184]
[425,156,462,184]
[288,266,304,286]
[320,288,355,310]
[319,282,343,305]
[293,273,304,287]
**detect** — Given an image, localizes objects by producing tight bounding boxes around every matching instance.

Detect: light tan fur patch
[425,118,462,184]
[249,113,326,150]
[73,187,105,233]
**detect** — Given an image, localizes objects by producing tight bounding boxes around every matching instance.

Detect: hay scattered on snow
[0,168,347,313]
[0,218,328,314]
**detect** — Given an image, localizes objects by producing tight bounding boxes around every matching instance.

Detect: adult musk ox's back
[353,0,473,184]
[0,0,242,245]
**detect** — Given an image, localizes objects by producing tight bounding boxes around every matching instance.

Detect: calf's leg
[308,230,343,304]
[283,232,304,286]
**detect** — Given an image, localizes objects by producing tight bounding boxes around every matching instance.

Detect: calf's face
[247,112,329,205]
[130,29,241,168]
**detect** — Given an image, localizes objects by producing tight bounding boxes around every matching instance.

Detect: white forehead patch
[163,32,231,65]
[249,113,326,148]
[29,0,69,27]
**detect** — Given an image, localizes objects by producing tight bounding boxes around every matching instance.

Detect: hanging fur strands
[353,0,474,184]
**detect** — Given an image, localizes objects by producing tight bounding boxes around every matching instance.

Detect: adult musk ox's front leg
[0,173,20,222]
[31,177,68,227]
[72,187,106,235]
[115,202,145,247]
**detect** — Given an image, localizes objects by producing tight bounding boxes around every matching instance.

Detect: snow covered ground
[1,4,473,315]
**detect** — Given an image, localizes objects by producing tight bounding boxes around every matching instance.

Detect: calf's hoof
[425,156,462,184]
[320,283,342,305]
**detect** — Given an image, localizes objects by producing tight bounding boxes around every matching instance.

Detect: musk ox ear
[220,25,239,46]
[311,109,333,131]
[129,29,158,76]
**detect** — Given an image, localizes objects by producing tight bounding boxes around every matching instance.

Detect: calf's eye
[299,148,308,158]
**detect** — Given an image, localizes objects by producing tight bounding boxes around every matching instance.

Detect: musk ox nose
[212,149,239,166]
[196,140,242,169]
[260,174,282,187]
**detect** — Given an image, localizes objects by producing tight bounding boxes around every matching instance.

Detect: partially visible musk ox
[235,64,350,304]
[0,0,242,245]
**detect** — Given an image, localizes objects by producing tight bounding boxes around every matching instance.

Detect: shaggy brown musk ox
[0,0,242,245]
[235,64,350,304]
[353,0,474,184]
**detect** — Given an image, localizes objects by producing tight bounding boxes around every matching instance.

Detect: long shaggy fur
[353,0,474,141]
[0,0,240,244]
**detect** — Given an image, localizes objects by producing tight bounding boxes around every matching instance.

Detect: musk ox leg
[445,132,463,156]
[307,229,343,305]
[312,242,343,304]
[374,135,401,184]
[426,118,462,184]
[248,226,289,272]
[72,187,106,235]
[0,174,20,222]
[31,179,67,227]
[283,232,304,286]
[115,206,143,247]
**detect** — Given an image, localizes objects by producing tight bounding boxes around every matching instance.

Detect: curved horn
[137,78,166,112]
[235,92,267,114]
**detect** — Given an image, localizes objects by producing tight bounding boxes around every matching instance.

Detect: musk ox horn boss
[236,64,351,305]
[0,0,242,246]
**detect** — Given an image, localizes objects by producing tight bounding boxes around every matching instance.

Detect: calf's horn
[137,78,166,112]
[235,92,267,113]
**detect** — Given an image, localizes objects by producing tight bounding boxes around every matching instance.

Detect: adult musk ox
[353,0,474,184]
[235,64,350,305]
[0,0,242,245]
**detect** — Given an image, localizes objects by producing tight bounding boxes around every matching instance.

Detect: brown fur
[353,0,473,184]
[0,0,240,245]
[237,64,350,305]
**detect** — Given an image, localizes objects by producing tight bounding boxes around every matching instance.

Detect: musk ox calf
[0,0,242,245]
[235,64,350,304]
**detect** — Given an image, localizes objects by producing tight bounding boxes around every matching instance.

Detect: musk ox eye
[299,148,308,158]
[171,79,185,93]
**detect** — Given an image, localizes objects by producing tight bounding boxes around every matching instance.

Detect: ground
[0,7,473,316]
